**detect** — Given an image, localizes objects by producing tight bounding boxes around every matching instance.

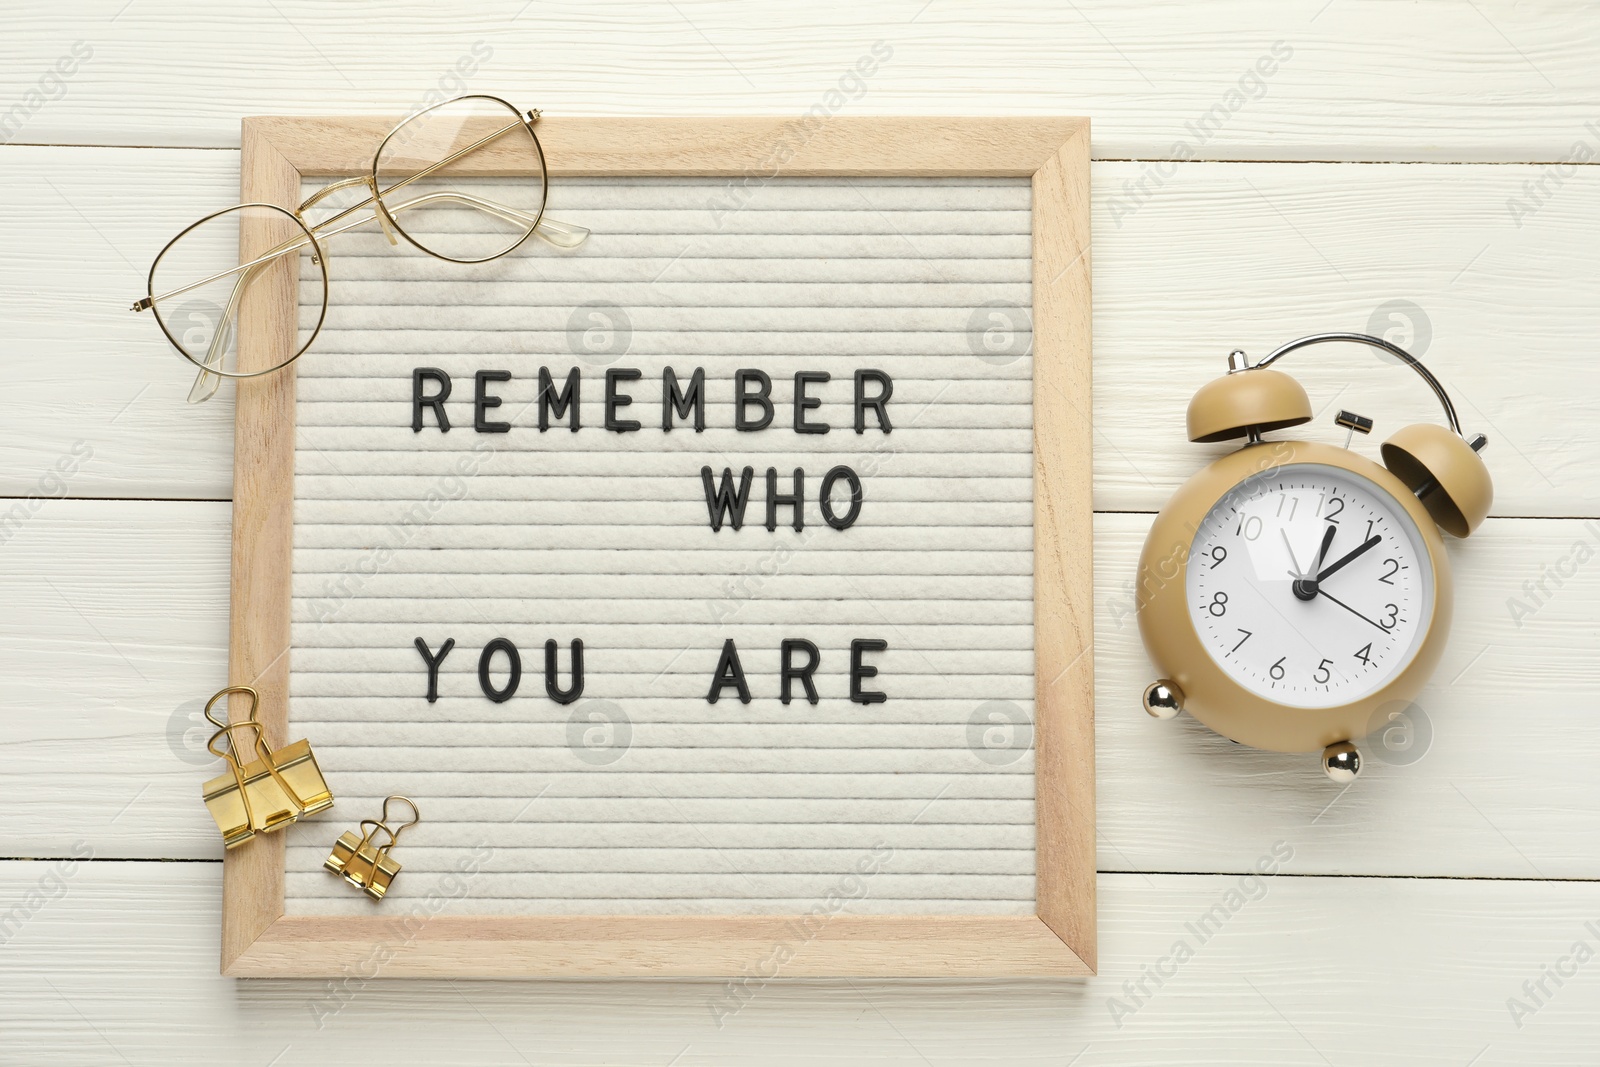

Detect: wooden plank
[5,502,1598,881]
[3,148,1595,513]
[2,861,1596,1061]
[215,118,301,972]
[1031,121,1095,967]
[262,115,1084,177]
[2,1,1597,161]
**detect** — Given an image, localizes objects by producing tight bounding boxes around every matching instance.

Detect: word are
[411,366,894,435]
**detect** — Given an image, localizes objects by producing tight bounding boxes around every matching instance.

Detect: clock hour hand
[1291,525,1338,602]
[1316,533,1381,584]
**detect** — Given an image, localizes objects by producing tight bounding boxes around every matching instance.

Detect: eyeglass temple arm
[187,254,261,403]
[385,189,590,247]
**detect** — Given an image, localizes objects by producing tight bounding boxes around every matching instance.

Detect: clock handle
[1251,331,1465,436]
[1220,332,1494,537]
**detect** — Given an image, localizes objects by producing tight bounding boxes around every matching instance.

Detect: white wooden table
[3,2,1597,1062]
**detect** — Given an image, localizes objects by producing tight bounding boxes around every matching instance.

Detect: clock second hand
[1317,586,1388,632]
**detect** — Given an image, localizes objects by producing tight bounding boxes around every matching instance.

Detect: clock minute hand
[1316,533,1381,584]
[1292,524,1339,602]
[1316,587,1388,633]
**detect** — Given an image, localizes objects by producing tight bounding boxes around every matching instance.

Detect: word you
[414,637,890,706]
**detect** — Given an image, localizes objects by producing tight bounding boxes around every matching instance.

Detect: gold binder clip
[324,795,419,901]
[199,686,334,849]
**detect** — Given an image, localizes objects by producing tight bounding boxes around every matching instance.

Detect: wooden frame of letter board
[221,115,1093,977]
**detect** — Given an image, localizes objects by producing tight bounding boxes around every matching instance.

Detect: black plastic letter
[663,367,706,432]
[735,369,775,431]
[474,370,511,433]
[853,369,894,434]
[604,368,642,432]
[414,637,455,703]
[702,465,755,531]
[819,465,864,530]
[477,637,521,703]
[707,638,752,704]
[545,638,585,704]
[538,366,581,432]
[413,367,452,432]
[780,638,821,705]
[765,467,805,532]
[793,371,830,434]
[850,638,888,705]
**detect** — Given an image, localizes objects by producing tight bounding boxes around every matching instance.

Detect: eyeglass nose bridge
[296,174,398,250]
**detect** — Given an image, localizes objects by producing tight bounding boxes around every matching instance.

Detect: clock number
[1380,603,1399,630]
[1276,495,1299,520]
[1353,642,1372,665]
[1365,519,1377,541]
[1269,657,1286,681]
[1378,558,1399,584]
[1313,658,1333,684]
[1236,515,1263,541]
[1231,629,1252,652]
[1323,497,1344,524]
[1209,546,1227,569]
[1208,591,1229,617]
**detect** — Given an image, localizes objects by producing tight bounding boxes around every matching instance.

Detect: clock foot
[1143,680,1184,720]
[1322,742,1361,783]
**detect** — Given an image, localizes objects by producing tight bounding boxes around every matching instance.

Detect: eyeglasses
[131,94,589,404]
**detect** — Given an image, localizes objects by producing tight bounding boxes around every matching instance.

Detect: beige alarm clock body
[1137,333,1493,780]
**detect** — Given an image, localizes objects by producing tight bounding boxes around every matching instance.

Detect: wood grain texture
[230,914,1086,978]
[261,115,1085,177]
[214,116,1093,976]
[4,861,1599,1064]
[4,150,1595,514]
[1031,121,1095,968]
[220,119,300,971]
[2,2,1597,162]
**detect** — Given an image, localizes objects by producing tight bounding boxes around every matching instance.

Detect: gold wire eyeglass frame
[131,94,589,404]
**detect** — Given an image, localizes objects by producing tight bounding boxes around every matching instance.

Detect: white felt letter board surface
[220,116,1092,977]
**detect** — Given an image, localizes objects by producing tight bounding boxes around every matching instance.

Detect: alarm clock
[1136,332,1493,781]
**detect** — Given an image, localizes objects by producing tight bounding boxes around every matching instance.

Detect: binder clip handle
[379,795,421,844]
[202,685,279,768]
[203,685,260,732]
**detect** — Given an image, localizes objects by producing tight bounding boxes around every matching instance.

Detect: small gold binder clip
[324,796,419,901]
[199,686,334,849]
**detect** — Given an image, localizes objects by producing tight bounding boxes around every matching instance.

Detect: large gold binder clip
[200,686,334,849]
[324,795,419,901]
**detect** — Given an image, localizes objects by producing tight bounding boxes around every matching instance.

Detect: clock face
[1185,463,1435,709]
